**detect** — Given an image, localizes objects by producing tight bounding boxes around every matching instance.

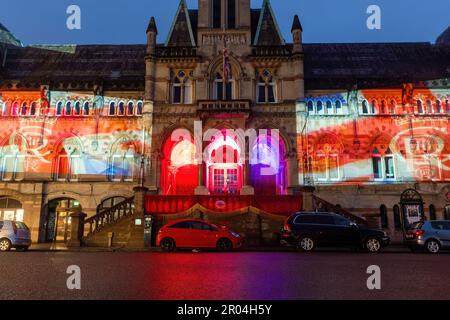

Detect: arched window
[380,205,388,229]
[56,143,81,181]
[172,71,193,104]
[56,101,63,116]
[214,72,234,100]
[117,101,125,116]
[65,101,72,116]
[212,0,222,29]
[425,99,433,113]
[109,102,116,116]
[446,100,450,114]
[314,138,340,182]
[83,102,90,116]
[20,102,28,116]
[257,70,276,103]
[389,100,396,114]
[1,137,26,182]
[110,146,136,182]
[10,101,19,116]
[393,205,401,230]
[316,100,324,115]
[371,100,377,114]
[0,197,24,222]
[372,147,395,180]
[326,100,333,114]
[380,100,387,114]
[30,102,37,116]
[307,100,314,113]
[73,101,81,116]
[436,100,441,114]
[127,101,134,116]
[429,204,436,221]
[372,147,382,180]
[227,0,236,29]
[335,100,342,114]
[417,100,424,114]
[136,101,143,115]
[362,100,369,114]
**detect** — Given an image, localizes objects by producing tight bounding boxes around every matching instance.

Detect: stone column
[299,186,316,211]
[195,162,209,195]
[66,209,87,248]
[127,186,149,248]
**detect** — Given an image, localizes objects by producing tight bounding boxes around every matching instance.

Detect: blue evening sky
[1,0,448,45]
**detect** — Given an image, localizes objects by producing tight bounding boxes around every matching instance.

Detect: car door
[439,221,450,248]
[189,221,211,248]
[313,215,339,246]
[333,216,360,246]
[168,221,192,248]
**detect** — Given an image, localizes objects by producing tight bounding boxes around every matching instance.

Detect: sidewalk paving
[29,242,413,253]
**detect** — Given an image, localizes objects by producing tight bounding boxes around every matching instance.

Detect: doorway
[46,198,80,242]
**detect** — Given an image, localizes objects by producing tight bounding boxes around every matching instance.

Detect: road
[0,250,449,300]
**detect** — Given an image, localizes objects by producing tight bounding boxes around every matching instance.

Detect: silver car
[405,220,450,253]
[0,220,32,251]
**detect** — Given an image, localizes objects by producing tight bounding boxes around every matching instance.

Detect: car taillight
[407,229,424,238]
[283,222,291,232]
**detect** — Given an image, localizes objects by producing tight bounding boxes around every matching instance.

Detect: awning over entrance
[145,195,302,216]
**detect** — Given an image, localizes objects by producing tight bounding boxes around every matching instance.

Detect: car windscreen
[14,222,29,230]
[411,221,424,229]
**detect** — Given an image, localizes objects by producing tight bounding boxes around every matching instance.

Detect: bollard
[107,232,114,248]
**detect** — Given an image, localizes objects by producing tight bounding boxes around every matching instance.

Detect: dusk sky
[0,0,449,45]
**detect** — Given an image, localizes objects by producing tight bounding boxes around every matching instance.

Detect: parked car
[0,220,32,252]
[156,219,244,252]
[280,212,390,253]
[405,220,450,253]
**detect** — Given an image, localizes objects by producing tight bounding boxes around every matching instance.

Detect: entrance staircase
[82,197,135,247]
[312,195,368,226]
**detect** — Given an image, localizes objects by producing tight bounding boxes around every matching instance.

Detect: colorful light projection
[0,91,145,180]
[302,88,450,184]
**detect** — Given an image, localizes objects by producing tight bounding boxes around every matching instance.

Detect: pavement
[1,250,449,300]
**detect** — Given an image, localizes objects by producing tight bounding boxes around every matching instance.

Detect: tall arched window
[117,101,125,116]
[314,138,340,182]
[371,100,377,114]
[172,71,193,104]
[335,100,342,114]
[110,146,136,182]
[257,70,276,103]
[212,0,222,29]
[1,136,26,182]
[109,102,116,116]
[429,204,436,220]
[227,0,236,28]
[417,100,424,114]
[326,100,333,114]
[393,205,401,230]
[20,102,28,116]
[372,147,395,180]
[127,101,134,116]
[380,205,388,229]
[214,72,234,100]
[56,143,81,181]
[389,100,396,114]
[425,99,433,113]
[83,102,90,116]
[30,102,37,116]
[380,100,387,114]
[56,101,63,116]
[436,100,441,114]
[65,101,72,116]
[316,100,324,115]
[372,147,382,180]
[307,100,314,114]
[74,101,81,116]
[136,101,143,115]
[361,100,369,114]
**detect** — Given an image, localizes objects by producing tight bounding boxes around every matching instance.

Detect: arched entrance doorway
[45,198,81,242]
[161,130,198,195]
[399,189,425,230]
[205,131,242,195]
[0,197,24,222]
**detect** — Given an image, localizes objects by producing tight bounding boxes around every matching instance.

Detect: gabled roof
[436,26,450,46]
[253,0,285,46]
[165,0,196,47]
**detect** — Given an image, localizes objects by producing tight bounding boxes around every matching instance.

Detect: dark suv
[280,212,390,253]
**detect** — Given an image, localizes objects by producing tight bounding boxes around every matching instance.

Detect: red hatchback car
[156,219,244,252]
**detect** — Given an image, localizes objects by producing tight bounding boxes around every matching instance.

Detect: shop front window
[0,198,24,222]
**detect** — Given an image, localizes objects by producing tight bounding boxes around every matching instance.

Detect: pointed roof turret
[253,0,285,46]
[165,0,196,47]
[146,17,158,34]
[291,14,303,32]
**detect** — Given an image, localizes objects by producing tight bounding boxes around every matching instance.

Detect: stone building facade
[0,1,449,244]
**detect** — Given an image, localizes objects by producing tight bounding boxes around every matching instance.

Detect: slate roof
[436,27,450,46]
[303,42,450,90]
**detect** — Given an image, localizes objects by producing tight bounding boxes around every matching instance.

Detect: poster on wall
[403,204,422,227]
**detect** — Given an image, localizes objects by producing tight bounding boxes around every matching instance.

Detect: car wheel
[0,238,12,252]
[160,237,176,252]
[298,236,315,252]
[425,240,440,254]
[217,238,233,252]
[365,237,382,253]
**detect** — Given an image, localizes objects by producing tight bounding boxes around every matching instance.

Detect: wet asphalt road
[0,250,449,300]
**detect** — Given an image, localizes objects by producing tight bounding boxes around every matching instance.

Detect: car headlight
[230,231,240,238]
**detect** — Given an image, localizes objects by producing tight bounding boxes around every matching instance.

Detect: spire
[165,0,196,47]
[253,0,285,46]
[146,17,158,34]
[291,15,303,33]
